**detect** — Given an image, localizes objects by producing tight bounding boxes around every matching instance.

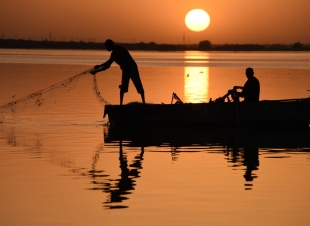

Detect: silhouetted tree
[292,42,303,49]
[198,40,212,50]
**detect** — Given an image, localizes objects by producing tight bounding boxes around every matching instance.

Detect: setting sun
[185,9,210,32]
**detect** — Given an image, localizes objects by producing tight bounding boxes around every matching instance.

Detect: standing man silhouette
[91,39,145,105]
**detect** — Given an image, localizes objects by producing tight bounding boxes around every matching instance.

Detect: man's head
[245,67,254,79]
[104,39,115,51]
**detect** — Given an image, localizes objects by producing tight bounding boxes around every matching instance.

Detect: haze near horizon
[1,0,310,45]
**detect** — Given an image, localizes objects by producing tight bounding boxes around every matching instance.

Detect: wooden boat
[103,93,310,128]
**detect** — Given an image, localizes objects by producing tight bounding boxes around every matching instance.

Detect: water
[0,49,310,226]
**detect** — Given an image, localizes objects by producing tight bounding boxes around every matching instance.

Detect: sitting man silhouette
[229,67,260,102]
[91,39,145,105]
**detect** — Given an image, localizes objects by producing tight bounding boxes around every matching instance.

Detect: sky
[1,0,310,45]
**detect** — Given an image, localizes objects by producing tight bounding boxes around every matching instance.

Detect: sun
[185,9,210,32]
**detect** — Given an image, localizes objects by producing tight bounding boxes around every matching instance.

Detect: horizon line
[1,38,309,46]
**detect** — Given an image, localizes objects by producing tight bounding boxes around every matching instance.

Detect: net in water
[0,69,110,123]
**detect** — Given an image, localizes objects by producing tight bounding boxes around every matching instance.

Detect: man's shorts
[120,69,144,94]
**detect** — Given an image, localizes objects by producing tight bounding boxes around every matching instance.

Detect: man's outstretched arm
[91,59,113,74]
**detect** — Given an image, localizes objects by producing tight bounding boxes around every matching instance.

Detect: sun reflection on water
[184,67,209,103]
[184,52,210,103]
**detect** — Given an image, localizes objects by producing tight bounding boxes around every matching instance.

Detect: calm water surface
[0,49,310,226]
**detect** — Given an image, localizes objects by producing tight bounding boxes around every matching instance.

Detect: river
[0,49,310,226]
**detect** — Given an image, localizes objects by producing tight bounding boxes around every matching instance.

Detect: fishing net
[0,69,110,123]
[92,72,110,105]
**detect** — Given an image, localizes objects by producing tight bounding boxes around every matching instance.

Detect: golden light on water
[184,51,210,103]
[184,67,209,103]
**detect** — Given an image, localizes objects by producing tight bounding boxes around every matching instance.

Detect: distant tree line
[197,40,310,51]
[0,38,309,51]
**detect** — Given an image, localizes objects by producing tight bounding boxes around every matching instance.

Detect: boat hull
[104,99,310,128]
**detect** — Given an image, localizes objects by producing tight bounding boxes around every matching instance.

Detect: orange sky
[1,0,310,44]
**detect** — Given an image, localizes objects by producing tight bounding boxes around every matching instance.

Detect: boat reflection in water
[102,125,310,205]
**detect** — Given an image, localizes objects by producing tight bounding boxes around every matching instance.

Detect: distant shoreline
[1,39,310,51]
